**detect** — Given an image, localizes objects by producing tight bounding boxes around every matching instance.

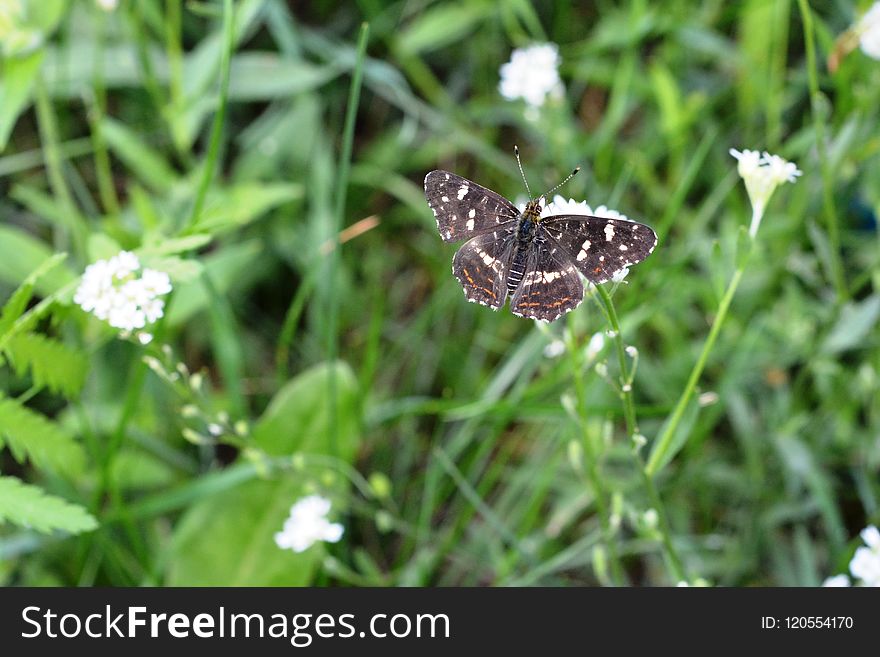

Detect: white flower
[108,250,140,280]
[74,251,172,336]
[542,195,631,222]
[274,495,344,553]
[729,148,801,237]
[499,43,564,109]
[849,525,880,586]
[141,268,173,296]
[857,2,880,59]
[822,574,851,587]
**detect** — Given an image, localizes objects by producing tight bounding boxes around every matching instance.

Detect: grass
[0,0,879,587]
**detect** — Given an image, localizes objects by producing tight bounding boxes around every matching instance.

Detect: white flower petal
[821,574,851,587]
[499,43,563,109]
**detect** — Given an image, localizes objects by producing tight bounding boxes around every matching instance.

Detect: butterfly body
[424,169,657,322]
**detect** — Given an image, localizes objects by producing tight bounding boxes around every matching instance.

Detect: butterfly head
[522,198,544,222]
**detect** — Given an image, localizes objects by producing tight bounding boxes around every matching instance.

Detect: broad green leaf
[167,361,361,586]
[192,183,303,234]
[167,477,319,586]
[0,395,86,476]
[0,476,97,534]
[252,360,360,459]
[226,55,340,100]
[396,2,493,55]
[0,225,75,295]
[100,117,178,192]
[822,295,880,354]
[0,50,44,150]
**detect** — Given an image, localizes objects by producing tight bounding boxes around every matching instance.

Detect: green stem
[184,0,234,230]
[88,10,121,216]
[324,22,370,455]
[645,266,745,477]
[595,285,686,583]
[796,0,847,300]
[565,322,625,586]
[34,81,88,262]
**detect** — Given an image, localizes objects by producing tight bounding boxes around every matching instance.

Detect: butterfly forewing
[452,229,517,309]
[509,239,584,322]
[540,215,658,284]
[425,170,520,242]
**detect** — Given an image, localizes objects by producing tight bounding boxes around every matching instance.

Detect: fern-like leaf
[0,395,86,476]
[0,253,67,338]
[0,475,97,534]
[5,333,89,397]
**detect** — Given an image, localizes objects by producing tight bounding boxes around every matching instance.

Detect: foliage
[0,0,878,587]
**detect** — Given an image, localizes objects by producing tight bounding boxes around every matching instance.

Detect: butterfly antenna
[514,145,533,199]
[540,166,581,201]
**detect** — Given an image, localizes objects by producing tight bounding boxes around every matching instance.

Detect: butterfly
[424,155,658,322]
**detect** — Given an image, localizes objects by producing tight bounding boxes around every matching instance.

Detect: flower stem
[645,266,745,477]
[796,0,848,301]
[565,324,626,586]
[595,285,686,583]
[184,0,234,230]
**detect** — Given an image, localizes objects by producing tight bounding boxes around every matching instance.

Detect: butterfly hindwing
[452,229,517,310]
[540,215,657,284]
[509,239,583,322]
[425,170,520,243]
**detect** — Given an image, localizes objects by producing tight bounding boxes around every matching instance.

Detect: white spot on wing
[457,185,469,200]
[468,208,476,218]
[441,196,449,203]
[619,244,628,251]
[604,224,615,241]
[466,218,475,230]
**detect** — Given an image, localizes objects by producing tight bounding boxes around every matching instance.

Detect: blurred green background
[0,0,878,586]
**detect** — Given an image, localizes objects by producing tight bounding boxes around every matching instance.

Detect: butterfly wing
[452,228,517,310]
[509,239,584,322]
[425,170,520,243]
[540,215,657,284]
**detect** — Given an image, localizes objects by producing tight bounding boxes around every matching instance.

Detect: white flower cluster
[858,2,880,59]
[274,495,344,553]
[74,251,172,332]
[822,525,880,587]
[542,195,632,283]
[729,148,801,237]
[499,43,564,110]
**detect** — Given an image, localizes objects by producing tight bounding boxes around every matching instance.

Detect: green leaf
[4,332,89,397]
[0,476,97,534]
[0,225,75,296]
[100,117,178,192]
[0,50,44,150]
[252,361,360,459]
[0,252,67,338]
[10,183,67,227]
[821,295,880,354]
[192,183,303,234]
[396,2,493,55]
[166,361,361,585]
[140,234,213,256]
[226,55,340,100]
[0,394,86,476]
